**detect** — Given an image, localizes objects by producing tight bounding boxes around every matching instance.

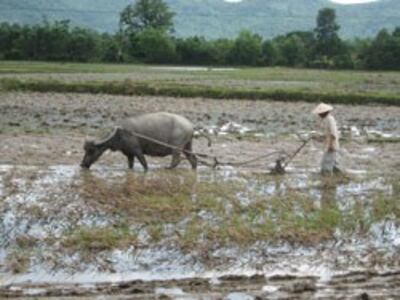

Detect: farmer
[312,103,341,175]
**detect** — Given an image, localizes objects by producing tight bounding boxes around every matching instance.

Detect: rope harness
[127,130,312,172]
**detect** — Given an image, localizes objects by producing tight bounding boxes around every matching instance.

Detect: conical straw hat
[312,103,333,115]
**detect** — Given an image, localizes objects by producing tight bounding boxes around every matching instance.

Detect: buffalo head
[80,140,105,169]
[80,127,121,169]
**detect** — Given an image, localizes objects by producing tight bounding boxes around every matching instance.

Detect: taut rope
[126,130,309,171]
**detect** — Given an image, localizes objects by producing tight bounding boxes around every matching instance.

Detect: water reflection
[1,164,400,290]
[319,176,339,211]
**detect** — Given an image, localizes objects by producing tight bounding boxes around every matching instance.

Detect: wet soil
[3,271,400,299]
[0,92,399,171]
[1,92,400,299]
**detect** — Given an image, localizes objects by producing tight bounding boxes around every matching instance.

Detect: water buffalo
[81,112,205,171]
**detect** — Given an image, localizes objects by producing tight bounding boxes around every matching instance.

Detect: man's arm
[327,134,336,151]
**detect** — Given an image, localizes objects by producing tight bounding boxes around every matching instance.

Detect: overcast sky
[224,0,380,4]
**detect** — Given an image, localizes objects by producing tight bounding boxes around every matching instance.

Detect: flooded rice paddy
[1,164,399,299]
[0,92,399,299]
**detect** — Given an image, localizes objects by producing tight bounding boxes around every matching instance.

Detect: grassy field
[1,61,400,105]
[0,61,147,74]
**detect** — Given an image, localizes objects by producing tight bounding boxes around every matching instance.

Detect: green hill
[0,0,399,39]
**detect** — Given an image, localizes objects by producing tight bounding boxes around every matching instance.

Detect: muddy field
[1,91,400,299]
[1,92,399,168]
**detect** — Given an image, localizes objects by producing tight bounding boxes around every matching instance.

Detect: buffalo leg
[168,151,181,169]
[135,151,148,172]
[184,142,197,170]
[127,155,134,169]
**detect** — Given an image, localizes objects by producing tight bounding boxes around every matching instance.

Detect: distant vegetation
[0,0,399,70]
[2,64,400,106]
[1,0,399,39]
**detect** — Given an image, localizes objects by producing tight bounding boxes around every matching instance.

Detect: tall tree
[135,28,177,63]
[228,30,262,66]
[393,27,400,38]
[261,40,279,66]
[314,8,343,58]
[364,29,400,70]
[273,31,314,67]
[176,36,215,65]
[120,0,175,35]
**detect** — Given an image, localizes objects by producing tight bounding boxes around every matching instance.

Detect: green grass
[2,77,400,105]
[1,61,399,84]
[3,168,400,260]
[62,225,138,253]
[0,60,147,74]
[5,249,31,274]
[69,171,400,251]
[1,61,400,105]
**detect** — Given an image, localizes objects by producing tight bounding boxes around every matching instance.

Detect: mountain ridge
[0,0,399,39]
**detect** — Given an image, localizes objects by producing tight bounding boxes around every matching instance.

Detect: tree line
[0,0,399,70]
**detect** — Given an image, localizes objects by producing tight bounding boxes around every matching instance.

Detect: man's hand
[312,132,324,142]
